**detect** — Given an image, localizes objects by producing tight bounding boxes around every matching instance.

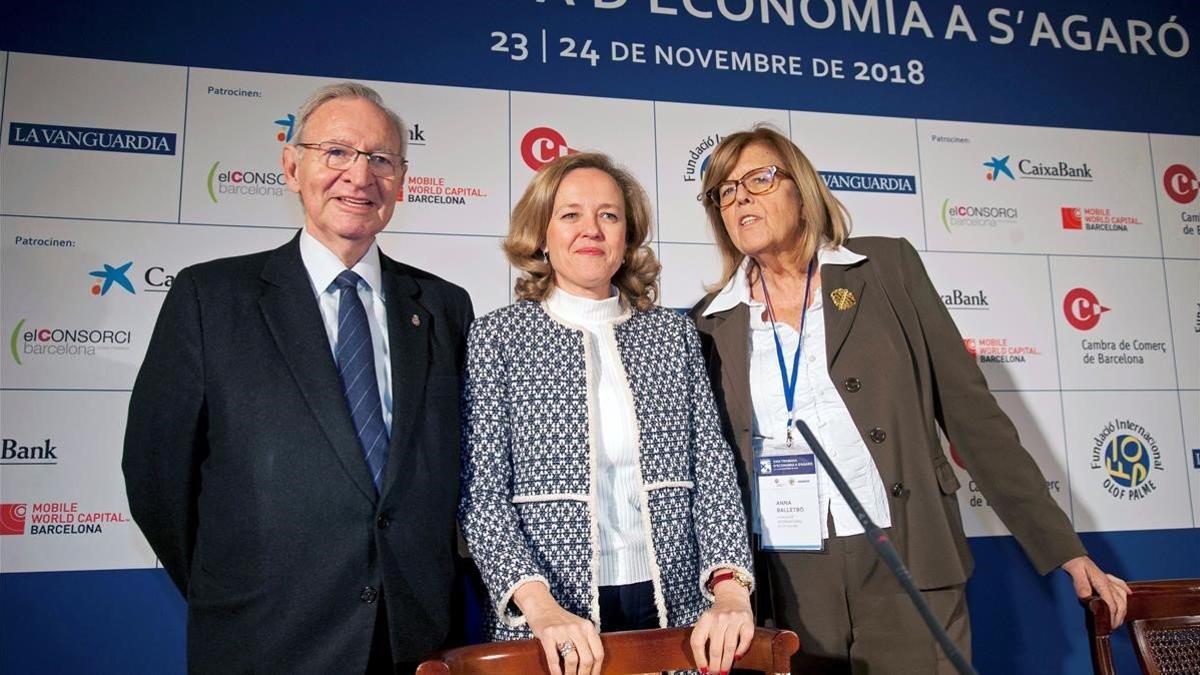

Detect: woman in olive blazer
[687,126,1129,674]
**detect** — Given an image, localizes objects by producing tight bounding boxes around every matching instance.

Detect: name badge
[756,442,821,551]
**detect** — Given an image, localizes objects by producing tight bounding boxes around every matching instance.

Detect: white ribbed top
[546,287,652,586]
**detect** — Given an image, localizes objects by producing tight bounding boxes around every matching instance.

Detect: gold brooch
[830,288,856,311]
[411,314,421,327]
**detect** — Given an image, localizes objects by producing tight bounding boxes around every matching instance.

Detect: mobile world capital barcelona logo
[521,127,577,171]
[1091,419,1163,501]
[89,261,135,296]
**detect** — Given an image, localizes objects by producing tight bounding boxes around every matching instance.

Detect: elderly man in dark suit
[123,82,472,674]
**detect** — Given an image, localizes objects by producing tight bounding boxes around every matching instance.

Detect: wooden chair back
[1082,578,1200,675]
[417,627,800,675]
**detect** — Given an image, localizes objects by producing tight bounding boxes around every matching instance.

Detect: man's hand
[1062,556,1132,626]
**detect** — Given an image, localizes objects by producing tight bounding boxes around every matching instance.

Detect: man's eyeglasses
[699,165,794,208]
[295,141,407,178]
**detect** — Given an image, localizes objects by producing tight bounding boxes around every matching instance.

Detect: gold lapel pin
[411,314,421,327]
[830,288,856,311]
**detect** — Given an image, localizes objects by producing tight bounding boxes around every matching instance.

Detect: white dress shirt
[545,286,652,586]
[702,245,892,540]
[298,229,393,434]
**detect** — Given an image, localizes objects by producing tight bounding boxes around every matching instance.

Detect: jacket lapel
[378,260,431,498]
[821,262,866,367]
[708,303,754,470]
[258,236,378,504]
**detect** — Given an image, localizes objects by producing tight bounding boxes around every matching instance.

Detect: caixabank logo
[273,114,296,143]
[9,122,176,156]
[1090,419,1164,501]
[521,127,577,171]
[1060,206,1143,232]
[983,153,1093,183]
[1,437,59,466]
[0,502,129,536]
[89,261,135,296]
[8,319,132,365]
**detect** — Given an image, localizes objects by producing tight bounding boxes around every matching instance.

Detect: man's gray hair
[292,81,407,157]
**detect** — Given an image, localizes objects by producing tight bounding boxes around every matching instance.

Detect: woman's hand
[513,581,605,675]
[690,576,754,675]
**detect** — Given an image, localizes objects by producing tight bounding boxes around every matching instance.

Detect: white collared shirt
[299,229,393,434]
[545,287,651,586]
[702,245,892,539]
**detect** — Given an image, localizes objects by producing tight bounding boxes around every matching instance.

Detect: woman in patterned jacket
[460,152,754,675]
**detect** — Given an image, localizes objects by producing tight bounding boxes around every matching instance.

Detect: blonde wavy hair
[505,152,660,310]
[698,125,851,290]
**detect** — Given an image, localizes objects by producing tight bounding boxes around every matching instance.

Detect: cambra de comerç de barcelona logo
[1091,419,1163,501]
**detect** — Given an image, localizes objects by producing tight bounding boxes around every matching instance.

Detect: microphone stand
[794,419,979,675]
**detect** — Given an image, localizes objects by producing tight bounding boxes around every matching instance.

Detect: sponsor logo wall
[0,50,1196,573]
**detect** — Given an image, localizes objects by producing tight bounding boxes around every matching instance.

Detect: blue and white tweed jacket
[459,299,753,640]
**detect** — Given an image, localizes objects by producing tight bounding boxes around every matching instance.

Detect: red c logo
[1163,164,1198,204]
[1063,287,1110,331]
[520,127,574,171]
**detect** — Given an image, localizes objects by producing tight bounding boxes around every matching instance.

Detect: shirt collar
[545,285,624,325]
[701,242,866,317]
[299,228,384,297]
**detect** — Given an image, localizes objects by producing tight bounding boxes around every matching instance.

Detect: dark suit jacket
[123,232,473,673]
[690,236,1084,596]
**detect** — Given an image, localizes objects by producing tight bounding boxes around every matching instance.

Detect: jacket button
[869,427,887,443]
[377,515,390,529]
[891,482,909,498]
[843,377,862,393]
[360,586,378,604]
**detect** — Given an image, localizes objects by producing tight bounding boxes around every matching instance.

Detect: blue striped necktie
[333,269,389,493]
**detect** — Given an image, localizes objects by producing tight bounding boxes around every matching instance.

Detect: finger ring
[557,641,575,657]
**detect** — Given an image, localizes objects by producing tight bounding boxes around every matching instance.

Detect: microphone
[793,419,979,675]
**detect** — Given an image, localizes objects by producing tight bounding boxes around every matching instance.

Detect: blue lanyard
[759,258,816,447]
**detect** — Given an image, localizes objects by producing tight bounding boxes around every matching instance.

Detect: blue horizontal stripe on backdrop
[2,528,1196,674]
[0,0,1197,135]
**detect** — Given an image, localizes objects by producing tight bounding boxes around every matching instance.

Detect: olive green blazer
[689,236,1085,590]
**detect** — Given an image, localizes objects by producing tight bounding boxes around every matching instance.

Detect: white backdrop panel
[1150,134,1200,260]
[922,251,1061,391]
[509,92,657,229]
[1063,390,1191,533]
[377,232,511,316]
[658,242,722,311]
[0,53,185,223]
[0,391,155,573]
[1164,260,1200,390]
[1049,256,1177,390]
[1182,391,1200,526]
[945,390,1071,538]
[654,102,788,245]
[919,121,1160,257]
[791,111,925,245]
[1,217,294,389]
